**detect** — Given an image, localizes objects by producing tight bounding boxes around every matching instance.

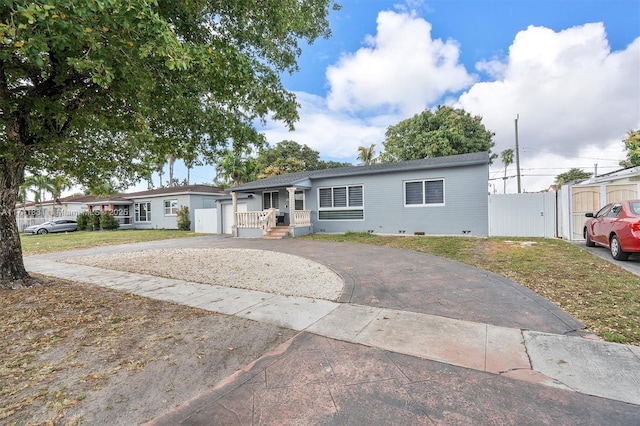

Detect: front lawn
[20,229,205,256]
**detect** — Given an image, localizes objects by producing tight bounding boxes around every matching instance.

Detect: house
[16,185,228,232]
[226,152,490,238]
[16,195,96,231]
[84,185,228,230]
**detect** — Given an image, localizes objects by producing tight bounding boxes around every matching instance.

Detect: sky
[161,0,640,194]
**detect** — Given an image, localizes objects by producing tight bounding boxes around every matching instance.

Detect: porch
[231,187,312,238]
[235,208,312,238]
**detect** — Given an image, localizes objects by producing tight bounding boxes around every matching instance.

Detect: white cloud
[262,16,639,194]
[325,10,474,116]
[262,92,391,160]
[460,23,640,191]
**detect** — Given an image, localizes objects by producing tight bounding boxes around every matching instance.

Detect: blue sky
[162,0,640,193]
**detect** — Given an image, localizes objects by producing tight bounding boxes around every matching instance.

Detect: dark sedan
[584,200,640,260]
[24,220,78,235]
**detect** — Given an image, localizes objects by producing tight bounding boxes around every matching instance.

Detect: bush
[76,212,90,231]
[100,211,120,230]
[177,206,191,231]
[88,211,101,231]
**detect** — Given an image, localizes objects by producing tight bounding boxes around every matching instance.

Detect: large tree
[620,129,640,168]
[0,0,338,287]
[254,140,323,177]
[555,168,593,187]
[380,105,496,163]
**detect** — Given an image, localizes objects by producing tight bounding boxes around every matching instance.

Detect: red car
[584,200,640,260]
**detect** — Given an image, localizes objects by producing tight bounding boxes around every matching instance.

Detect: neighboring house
[15,195,96,231]
[16,185,228,232]
[84,185,228,231]
[558,166,640,240]
[227,152,490,238]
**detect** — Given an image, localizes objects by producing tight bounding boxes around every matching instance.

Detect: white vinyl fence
[488,192,557,238]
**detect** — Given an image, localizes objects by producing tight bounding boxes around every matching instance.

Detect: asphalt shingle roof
[231,152,489,191]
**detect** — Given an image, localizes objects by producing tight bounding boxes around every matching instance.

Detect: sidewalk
[25,254,640,425]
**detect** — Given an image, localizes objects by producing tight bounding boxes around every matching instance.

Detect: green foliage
[620,129,640,168]
[357,144,377,165]
[215,150,257,186]
[0,0,338,282]
[380,105,496,163]
[255,140,322,177]
[76,212,90,231]
[177,206,191,231]
[100,211,119,230]
[88,212,101,231]
[555,168,593,187]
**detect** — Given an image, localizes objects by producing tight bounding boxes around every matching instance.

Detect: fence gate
[489,192,557,238]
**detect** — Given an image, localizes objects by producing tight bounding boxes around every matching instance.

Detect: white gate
[194,208,217,234]
[489,192,557,238]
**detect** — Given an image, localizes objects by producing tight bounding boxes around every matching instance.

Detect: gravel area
[61,248,344,301]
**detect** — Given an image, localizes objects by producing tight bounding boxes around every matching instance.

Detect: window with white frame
[263,191,279,210]
[404,179,444,206]
[134,202,151,222]
[318,185,364,220]
[294,190,305,210]
[164,199,178,215]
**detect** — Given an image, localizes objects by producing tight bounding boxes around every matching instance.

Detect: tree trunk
[0,157,31,288]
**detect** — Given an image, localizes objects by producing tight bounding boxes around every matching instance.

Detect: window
[135,202,151,222]
[263,191,279,210]
[294,190,305,211]
[164,199,178,215]
[318,185,364,220]
[404,179,444,206]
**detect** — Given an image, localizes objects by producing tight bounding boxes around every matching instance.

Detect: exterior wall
[307,163,489,236]
[132,194,222,231]
[237,228,264,238]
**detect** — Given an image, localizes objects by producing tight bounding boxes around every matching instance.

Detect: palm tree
[50,175,72,204]
[357,144,377,165]
[24,175,55,215]
[215,150,256,186]
[500,149,514,194]
[167,154,176,186]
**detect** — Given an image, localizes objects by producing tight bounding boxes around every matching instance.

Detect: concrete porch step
[263,226,289,239]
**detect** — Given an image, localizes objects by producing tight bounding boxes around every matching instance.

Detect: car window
[595,205,612,218]
[607,204,622,217]
[629,202,640,216]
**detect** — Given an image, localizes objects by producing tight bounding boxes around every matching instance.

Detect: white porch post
[287,187,296,227]
[231,191,238,237]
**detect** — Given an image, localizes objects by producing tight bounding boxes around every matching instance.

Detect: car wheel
[36,228,48,235]
[610,235,629,261]
[585,228,596,247]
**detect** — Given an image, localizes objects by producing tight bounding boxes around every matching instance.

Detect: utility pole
[515,114,522,193]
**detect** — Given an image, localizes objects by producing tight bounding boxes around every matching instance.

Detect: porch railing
[236,209,276,233]
[291,210,311,227]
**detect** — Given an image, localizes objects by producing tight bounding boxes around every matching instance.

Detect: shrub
[76,212,90,231]
[88,211,101,231]
[100,211,120,230]
[177,206,191,231]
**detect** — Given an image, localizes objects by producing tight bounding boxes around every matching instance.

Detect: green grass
[304,234,640,345]
[20,229,205,256]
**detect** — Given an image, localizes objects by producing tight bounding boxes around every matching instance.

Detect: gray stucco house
[83,185,227,231]
[226,151,490,238]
